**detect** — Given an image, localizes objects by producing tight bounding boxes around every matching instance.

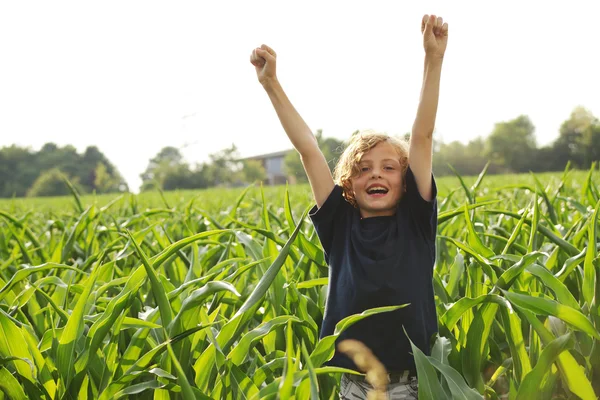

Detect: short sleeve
[309,185,348,263]
[403,166,438,240]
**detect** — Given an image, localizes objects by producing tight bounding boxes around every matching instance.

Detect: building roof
[238,149,294,161]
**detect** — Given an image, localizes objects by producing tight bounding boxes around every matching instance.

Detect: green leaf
[493,252,545,291]
[437,200,500,225]
[0,309,36,383]
[169,281,240,336]
[461,303,498,393]
[0,366,28,400]
[0,262,86,302]
[526,263,579,309]
[448,164,473,204]
[515,333,574,400]
[441,294,509,331]
[498,306,531,383]
[520,309,598,400]
[125,229,173,328]
[194,207,310,392]
[439,236,498,281]
[464,203,494,258]
[501,208,527,255]
[404,327,449,400]
[484,209,580,256]
[300,340,319,400]
[56,266,98,392]
[278,320,295,399]
[113,380,165,399]
[166,338,196,400]
[430,336,452,365]
[527,194,540,252]
[227,315,302,365]
[583,200,599,306]
[446,254,464,300]
[297,277,328,289]
[502,290,600,339]
[530,172,558,225]
[309,305,407,367]
[427,356,483,400]
[229,361,260,399]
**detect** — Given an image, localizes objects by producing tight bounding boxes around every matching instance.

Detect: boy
[250,14,448,399]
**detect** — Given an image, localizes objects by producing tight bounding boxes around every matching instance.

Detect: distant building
[239,149,296,185]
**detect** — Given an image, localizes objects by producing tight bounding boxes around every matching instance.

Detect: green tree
[206,144,244,186]
[241,159,267,184]
[553,106,600,168]
[485,115,537,172]
[433,137,498,176]
[283,130,344,182]
[94,162,125,193]
[81,146,126,193]
[0,145,38,197]
[26,168,80,197]
[162,163,195,191]
[140,146,187,191]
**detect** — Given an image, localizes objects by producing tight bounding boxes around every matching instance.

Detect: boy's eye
[361,167,369,172]
[384,166,394,170]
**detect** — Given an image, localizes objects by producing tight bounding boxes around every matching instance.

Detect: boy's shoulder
[309,184,353,222]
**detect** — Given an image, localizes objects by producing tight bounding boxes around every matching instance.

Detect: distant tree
[81,146,125,192]
[140,146,184,183]
[0,145,38,197]
[94,162,125,193]
[205,144,244,186]
[485,115,537,172]
[140,147,188,191]
[162,163,197,191]
[241,159,267,184]
[283,129,344,182]
[433,138,498,176]
[26,168,80,197]
[187,163,212,189]
[139,145,247,192]
[553,106,600,168]
[283,151,307,183]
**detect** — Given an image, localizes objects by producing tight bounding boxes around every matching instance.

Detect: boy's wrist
[261,76,280,92]
[424,54,444,68]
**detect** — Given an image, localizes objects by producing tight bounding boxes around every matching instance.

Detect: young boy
[250,14,448,399]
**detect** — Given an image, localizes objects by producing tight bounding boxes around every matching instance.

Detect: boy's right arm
[251,45,334,208]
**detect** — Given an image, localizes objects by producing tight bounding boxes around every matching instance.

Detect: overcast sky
[1,1,598,192]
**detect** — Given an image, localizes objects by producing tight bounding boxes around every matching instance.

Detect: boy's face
[350,141,404,218]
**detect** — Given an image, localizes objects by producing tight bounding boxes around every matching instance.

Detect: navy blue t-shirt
[308,166,438,373]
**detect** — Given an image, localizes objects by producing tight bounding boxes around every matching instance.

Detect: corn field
[0,165,599,400]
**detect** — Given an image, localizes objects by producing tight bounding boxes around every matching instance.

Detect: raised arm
[251,44,334,208]
[409,14,448,202]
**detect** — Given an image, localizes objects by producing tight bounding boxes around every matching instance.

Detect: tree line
[0,106,598,198]
[0,143,127,198]
[138,105,599,192]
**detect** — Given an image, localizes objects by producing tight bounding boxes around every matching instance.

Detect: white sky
[1,1,598,192]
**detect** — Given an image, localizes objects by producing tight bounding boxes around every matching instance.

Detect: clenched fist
[421,14,448,59]
[250,44,277,86]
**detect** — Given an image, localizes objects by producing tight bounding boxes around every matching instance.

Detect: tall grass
[0,166,598,399]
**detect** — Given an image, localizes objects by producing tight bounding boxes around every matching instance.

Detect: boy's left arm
[409,14,448,202]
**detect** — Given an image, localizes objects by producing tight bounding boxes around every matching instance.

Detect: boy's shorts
[339,371,418,400]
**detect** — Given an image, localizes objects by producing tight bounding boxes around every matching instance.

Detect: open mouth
[366,186,389,197]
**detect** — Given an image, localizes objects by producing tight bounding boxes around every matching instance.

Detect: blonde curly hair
[333,130,409,208]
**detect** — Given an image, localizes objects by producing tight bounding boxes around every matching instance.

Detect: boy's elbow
[298,140,321,159]
[412,128,434,141]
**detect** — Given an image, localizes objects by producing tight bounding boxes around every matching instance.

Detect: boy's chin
[357,200,397,214]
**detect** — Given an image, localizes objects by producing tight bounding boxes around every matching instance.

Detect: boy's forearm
[412,56,443,139]
[262,78,319,156]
